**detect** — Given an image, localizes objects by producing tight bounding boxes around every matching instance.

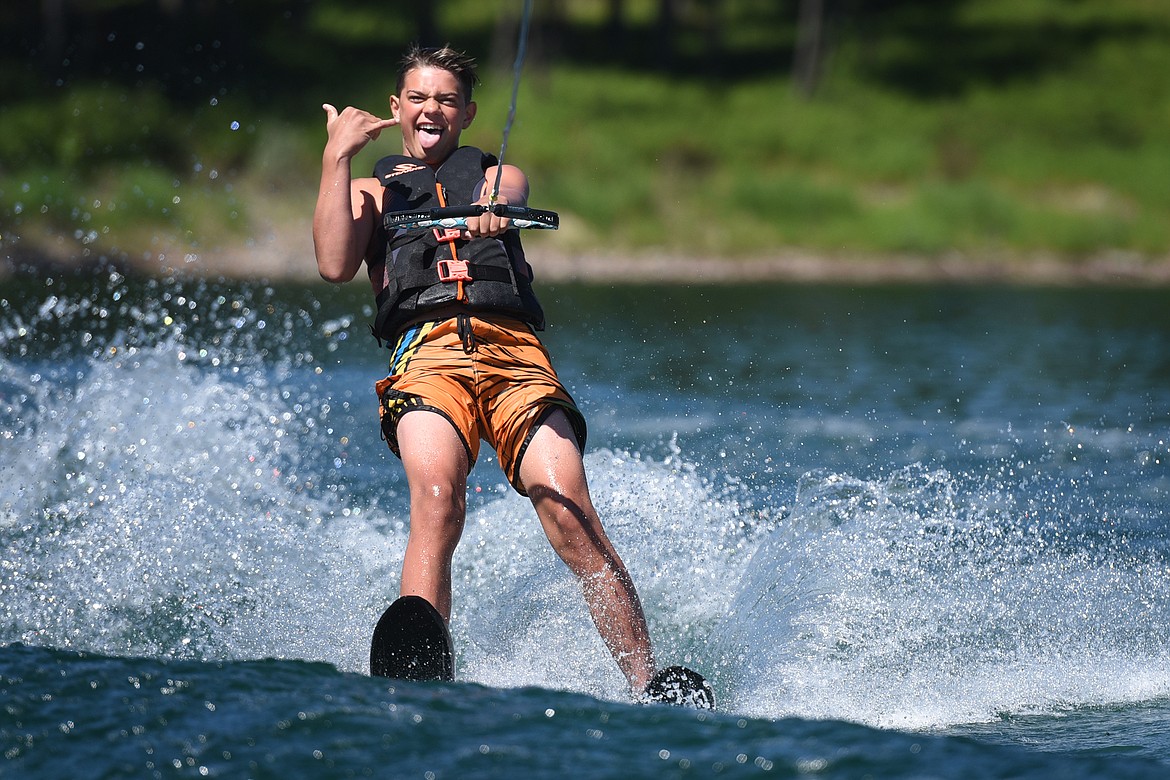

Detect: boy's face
[390,66,477,166]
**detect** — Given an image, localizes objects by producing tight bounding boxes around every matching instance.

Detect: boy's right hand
[322,104,399,160]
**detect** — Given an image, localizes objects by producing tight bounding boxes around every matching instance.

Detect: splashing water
[1,270,391,670]
[717,465,1170,727]
[3,269,1169,734]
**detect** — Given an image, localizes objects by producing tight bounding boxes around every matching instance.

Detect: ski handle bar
[384,204,559,231]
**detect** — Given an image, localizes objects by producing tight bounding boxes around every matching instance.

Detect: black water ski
[370,596,455,682]
[643,665,716,710]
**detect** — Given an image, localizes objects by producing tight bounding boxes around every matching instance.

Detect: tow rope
[489,0,535,206]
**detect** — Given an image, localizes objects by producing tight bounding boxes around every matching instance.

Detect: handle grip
[385,204,559,231]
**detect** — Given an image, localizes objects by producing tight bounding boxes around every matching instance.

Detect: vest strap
[382,262,515,296]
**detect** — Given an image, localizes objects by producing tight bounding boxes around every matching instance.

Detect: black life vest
[369,146,546,341]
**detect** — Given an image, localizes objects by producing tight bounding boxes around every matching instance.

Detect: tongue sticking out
[418,125,444,152]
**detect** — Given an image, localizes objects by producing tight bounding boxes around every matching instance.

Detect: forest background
[2,0,1169,284]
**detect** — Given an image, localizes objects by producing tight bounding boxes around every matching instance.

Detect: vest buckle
[433,227,463,243]
[437,258,472,283]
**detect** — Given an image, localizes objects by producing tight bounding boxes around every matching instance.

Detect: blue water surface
[2,269,1169,777]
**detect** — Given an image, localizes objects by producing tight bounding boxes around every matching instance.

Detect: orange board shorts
[374,313,587,495]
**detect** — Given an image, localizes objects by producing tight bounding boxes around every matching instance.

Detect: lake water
[2,269,1169,777]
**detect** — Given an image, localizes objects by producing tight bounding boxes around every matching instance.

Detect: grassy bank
[2,0,1169,277]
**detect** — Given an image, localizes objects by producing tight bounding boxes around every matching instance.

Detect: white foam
[0,341,400,671]
[718,465,1170,728]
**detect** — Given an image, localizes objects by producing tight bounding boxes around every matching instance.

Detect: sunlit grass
[3,0,1169,264]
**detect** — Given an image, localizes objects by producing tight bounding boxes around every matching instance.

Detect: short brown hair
[396,44,480,103]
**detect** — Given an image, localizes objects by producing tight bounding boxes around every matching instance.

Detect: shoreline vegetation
[4,1,1170,288]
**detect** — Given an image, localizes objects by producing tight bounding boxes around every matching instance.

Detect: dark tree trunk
[415,2,438,45]
[606,0,626,46]
[42,0,66,63]
[656,0,677,71]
